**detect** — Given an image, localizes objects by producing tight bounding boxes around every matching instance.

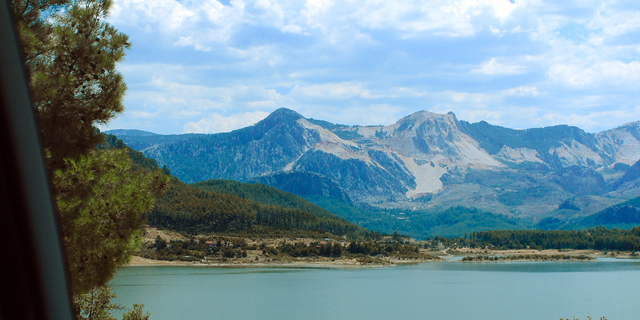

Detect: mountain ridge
[107,108,640,225]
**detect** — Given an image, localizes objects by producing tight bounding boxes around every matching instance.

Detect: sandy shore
[126,255,441,268]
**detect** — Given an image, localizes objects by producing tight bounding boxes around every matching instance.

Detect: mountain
[108,108,640,226]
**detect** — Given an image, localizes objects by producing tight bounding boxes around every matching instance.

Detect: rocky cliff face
[109,109,640,220]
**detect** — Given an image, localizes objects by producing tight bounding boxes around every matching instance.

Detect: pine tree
[11,0,130,172]
[54,149,167,294]
[11,0,169,298]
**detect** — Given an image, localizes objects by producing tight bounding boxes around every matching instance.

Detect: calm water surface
[111,258,640,319]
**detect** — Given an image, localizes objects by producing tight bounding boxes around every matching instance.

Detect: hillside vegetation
[462,227,640,251]
[190,179,345,220]
[149,179,367,238]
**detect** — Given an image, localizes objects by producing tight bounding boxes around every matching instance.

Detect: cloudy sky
[102,0,640,134]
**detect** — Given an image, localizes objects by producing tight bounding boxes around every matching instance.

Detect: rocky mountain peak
[261,108,304,124]
[396,110,457,126]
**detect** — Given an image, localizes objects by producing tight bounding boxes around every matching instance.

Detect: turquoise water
[111,258,640,319]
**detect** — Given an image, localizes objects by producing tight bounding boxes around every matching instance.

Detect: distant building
[205,241,215,248]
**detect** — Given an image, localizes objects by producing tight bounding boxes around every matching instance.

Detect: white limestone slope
[495,146,543,163]
[550,141,604,167]
[300,111,505,197]
[596,121,640,166]
[296,118,374,164]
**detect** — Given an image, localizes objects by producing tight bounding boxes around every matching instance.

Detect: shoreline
[126,255,434,268]
[126,253,639,268]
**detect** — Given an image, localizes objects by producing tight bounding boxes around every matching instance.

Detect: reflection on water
[112,259,640,320]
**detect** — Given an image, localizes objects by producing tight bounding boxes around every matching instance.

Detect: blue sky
[102,0,640,134]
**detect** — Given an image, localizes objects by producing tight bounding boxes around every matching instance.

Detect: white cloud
[129,111,154,118]
[548,60,640,88]
[441,91,499,104]
[472,58,527,75]
[106,0,640,135]
[301,104,406,126]
[183,111,270,133]
[291,82,381,99]
[502,86,540,97]
[537,106,640,132]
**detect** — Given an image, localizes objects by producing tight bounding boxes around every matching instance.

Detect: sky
[101,0,640,135]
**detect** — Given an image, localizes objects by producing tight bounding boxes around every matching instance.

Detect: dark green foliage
[12,0,131,172]
[559,198,580,210]
[74,284,151,320]
[74,284,121,320]
[12,0,163,315]
[149,179,367,237]
[121,304,151,320]
[155,236,166,250]
[54,149,169,294]
[192,179,349,220]
[464,227,640,251]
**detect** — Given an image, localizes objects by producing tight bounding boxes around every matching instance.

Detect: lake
[111,258,640,319]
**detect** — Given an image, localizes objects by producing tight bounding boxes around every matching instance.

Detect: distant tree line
[436,227,640,251]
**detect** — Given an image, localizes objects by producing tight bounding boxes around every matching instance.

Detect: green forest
[436,227,640,251]
[149,179,367,238]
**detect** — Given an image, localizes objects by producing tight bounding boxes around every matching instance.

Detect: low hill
[149,179,367,238]
[190,179,351,221]
[577,197,640,229]
[537,196,640,230]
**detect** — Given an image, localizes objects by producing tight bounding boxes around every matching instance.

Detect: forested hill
[190,179,347,221]
[150,179,367,237]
